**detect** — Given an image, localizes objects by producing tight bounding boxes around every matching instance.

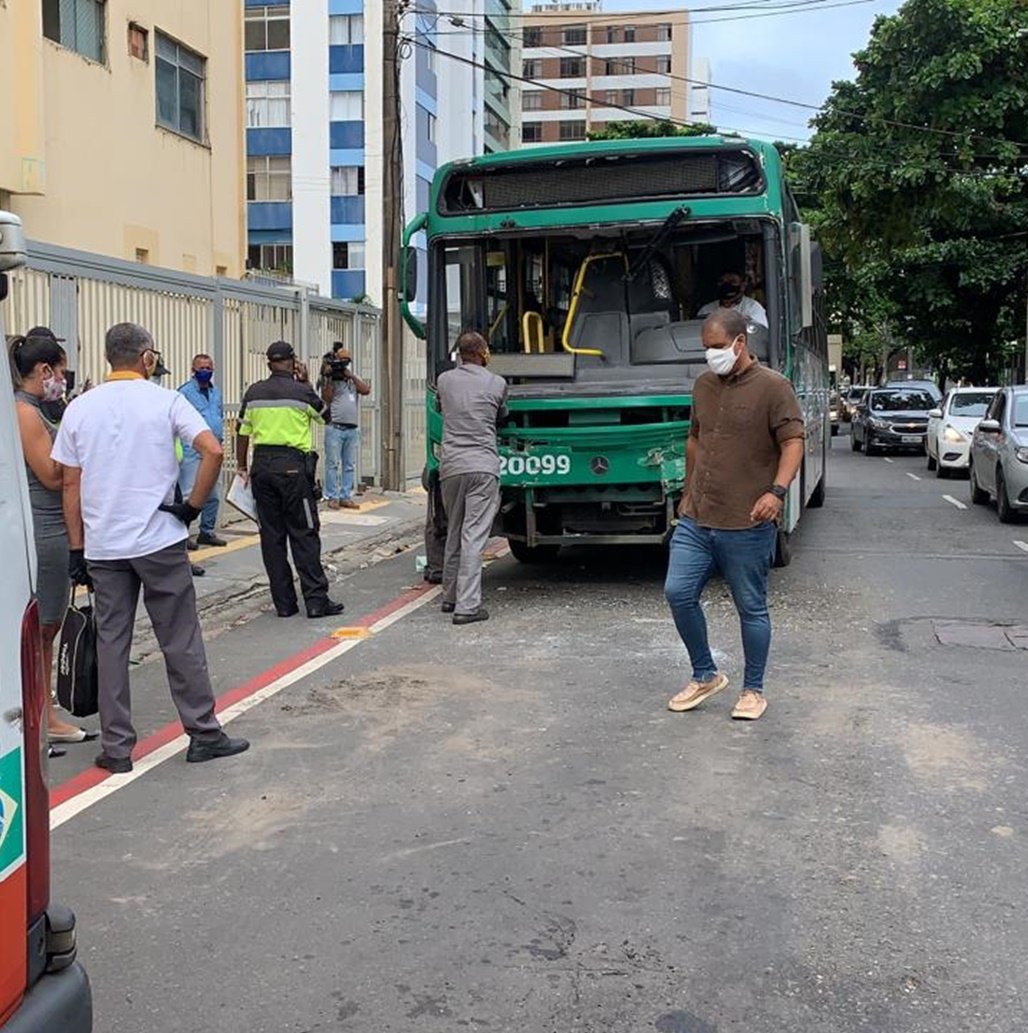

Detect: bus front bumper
[1,963,92,1033]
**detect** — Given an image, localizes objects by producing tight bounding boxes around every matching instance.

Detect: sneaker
[452,607,489,626]
[731,690,768,721]
[197,532,228,547]
[95,752,133,774]
[340,499,361,510]
[667,673,729,712]
[186,732,251,764]
[186,538,199,551]
[327,499,341,510]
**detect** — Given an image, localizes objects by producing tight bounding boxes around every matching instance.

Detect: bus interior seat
[629,311,670,342]
[631,319,771,365]
[567,255,631,364]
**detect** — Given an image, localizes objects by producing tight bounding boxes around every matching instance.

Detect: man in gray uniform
[437,331,508,625]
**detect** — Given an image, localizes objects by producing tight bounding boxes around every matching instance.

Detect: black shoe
[48,745,67,759]
[191,564,206,577]
[186,538,199,551]
[441,601,455,613]
[186,732,250,764]
[452,608,489,626]
[276,604,300,618]
[424,572,443,585]
[95,752,132,774]
[307,600,345,619]
[197,532,228,547]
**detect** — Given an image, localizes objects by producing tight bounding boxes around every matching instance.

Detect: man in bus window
[663,308,803,721]
[437,331,508,625]
[697,270,769,328]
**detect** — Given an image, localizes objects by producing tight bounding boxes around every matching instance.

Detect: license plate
[500,449,572,478]
[901,435,922,444]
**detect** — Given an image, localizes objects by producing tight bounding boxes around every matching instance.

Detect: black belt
[331,422,358,430]
[253,444,306,457]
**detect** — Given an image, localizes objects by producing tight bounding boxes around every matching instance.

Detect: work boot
[340,499,360,510]
[186,538,199,551]
[731,690,768,721]
[95,752,133,774]
[441,601,455,613]
[197,532,228,547]
[667,673,729,712]
[452,608,489,626]
[186,732,251,764]
[191,564,205,577]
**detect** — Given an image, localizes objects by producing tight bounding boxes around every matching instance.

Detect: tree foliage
[587,120,717,141]
[797,0,1028,384]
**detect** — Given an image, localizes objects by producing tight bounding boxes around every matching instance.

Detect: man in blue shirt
[178,353,226,547]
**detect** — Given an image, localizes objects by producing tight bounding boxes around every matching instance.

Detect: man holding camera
[236,341,344,619]
[320,342,370,511]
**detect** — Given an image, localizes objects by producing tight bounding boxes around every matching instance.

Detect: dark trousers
[251,448,330,614]
[88,541,222,759]
[424,469,447,580]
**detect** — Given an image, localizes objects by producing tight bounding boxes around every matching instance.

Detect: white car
[925,387,998,478]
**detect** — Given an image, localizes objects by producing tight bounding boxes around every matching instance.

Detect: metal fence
[1,241,397,502]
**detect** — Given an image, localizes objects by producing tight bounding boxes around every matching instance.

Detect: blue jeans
[664,516,776,692]
[324,424,360,502]
[178,453,220,536]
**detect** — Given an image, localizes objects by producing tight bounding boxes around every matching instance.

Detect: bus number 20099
[500,453,572,478]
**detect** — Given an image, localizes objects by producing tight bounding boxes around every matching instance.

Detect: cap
[267,340,295,361]
[25,325,66,343]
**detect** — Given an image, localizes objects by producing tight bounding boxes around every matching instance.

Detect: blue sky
[610,0,904,141]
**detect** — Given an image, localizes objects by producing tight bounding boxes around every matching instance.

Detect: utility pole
[381,0,404,490]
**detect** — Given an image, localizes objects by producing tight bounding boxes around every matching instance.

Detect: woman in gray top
[11,333,97,746]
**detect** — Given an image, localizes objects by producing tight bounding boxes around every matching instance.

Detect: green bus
[400,136,828,566]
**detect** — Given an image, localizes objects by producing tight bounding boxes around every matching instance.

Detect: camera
[323,345,351,380]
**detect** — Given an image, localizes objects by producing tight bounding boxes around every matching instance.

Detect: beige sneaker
[731,690,767,720]
[667,673,729,712]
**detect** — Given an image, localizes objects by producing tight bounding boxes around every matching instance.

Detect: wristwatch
[769,484,788,500]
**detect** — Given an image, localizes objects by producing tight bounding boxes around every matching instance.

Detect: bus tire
[808,472,826,508]
[508,539,560,563]
[772,529,792,569]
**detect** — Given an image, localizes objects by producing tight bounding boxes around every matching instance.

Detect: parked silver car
[968,385,1028,523]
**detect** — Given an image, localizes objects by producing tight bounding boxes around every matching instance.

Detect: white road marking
[906,473,920,481]
[883,458,895,463]
[942,494,967,510]
[50,585,445,831]
[1014,540,1028,555]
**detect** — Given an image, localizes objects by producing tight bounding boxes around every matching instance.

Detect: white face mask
[705,339,740,376]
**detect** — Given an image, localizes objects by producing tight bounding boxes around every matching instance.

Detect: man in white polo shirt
[52,322,250,774]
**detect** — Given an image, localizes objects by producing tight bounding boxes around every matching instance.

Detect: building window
[128,22,148,61]
[560,91,585,110]
[42,0,105,63]
[244,5,290,52]
[427,112,437,144]
[656,55,672,74]
[522,122,542,143]
[426,44,438,74]
[524,26,541,46]
[333,242,365,270]
[560,57,584,78]
[605,90,617,106]
[621,89,635,107]
[246,81,291,127]
[156,33,206,142]
[523,91,543,110]
[623,25,636,42]
[562,25,586,45]
[605,57,636,76]
[329,14,364,45]
[655,88,671,106]
[605,26,618,43]
[558,121,586,142]
[248,244,293,275]
[330,90,364,121]
[523,59,541,79]
[331,166,365,196]
[657,22,672,41]
[247,156,291,201]
[134,247,150,264]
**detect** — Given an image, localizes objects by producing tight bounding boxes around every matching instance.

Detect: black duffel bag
[56,596,99,718]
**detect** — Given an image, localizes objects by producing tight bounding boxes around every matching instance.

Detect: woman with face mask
[10,332,99,748]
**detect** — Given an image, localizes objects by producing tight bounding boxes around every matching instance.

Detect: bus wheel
[772,529,792,569]
[808,472,826,509]
[508,539,560,563]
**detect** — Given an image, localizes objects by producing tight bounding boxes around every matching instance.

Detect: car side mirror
[927,408,942,419]
[977,418,1001,433]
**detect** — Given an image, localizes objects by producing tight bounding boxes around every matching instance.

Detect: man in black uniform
[236,341,344,619]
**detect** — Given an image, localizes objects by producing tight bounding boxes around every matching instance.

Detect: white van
[0,212,91,1031]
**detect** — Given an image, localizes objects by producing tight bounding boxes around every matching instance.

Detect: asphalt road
[53,430,1028,1033]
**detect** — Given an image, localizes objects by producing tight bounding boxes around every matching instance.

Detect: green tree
[803,0,1028,384]
[587,119,717,141]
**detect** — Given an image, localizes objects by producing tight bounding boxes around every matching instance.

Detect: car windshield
[1014,395,1028,427]
[949,392,995,417]
[870,391,933,412]
[847,387,867,400]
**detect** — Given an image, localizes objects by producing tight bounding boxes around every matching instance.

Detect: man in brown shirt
[664,308,805,720]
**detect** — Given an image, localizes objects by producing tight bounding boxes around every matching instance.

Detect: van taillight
[21,600,50,922]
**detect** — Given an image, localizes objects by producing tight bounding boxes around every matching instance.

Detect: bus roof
[423,136,787,236]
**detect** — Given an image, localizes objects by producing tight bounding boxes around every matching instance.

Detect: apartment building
[0,0,246,275]
[520,1,694,146]
[244,0,520,304]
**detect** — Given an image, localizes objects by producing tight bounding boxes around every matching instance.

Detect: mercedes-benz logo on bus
[590,456,610,475]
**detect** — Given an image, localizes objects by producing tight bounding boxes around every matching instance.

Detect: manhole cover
[932,620,1028,651]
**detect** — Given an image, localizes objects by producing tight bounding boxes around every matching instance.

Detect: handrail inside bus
[561,252,629,360]
[522,311,545,353]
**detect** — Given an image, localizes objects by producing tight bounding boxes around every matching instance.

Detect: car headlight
[870,418,889,429]
[1015,447,1028,464]
[942,425,966,443]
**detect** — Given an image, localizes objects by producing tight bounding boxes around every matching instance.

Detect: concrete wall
[0,1,246,276]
